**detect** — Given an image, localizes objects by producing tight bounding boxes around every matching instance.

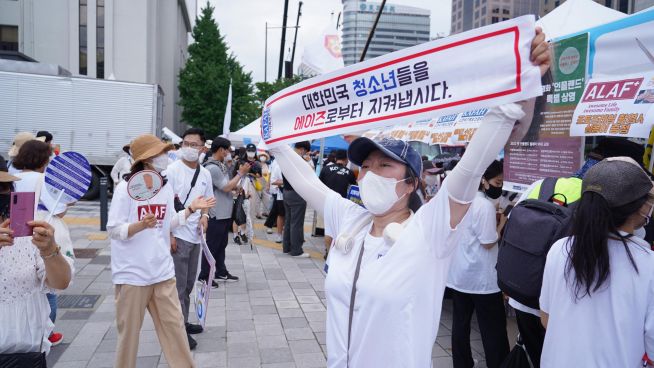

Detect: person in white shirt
[164,128,214,350]
[110,144,133,186]
[264,158,285,243]
[447,160,509,368]
[6,132,45,174]
[107,134,215,368]
[271,29,549,367]
[539,157,654,368]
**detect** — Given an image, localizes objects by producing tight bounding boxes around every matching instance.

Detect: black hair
[294,141,311,152]
[210,136,231,153]
[326,152,336,165]
[182,127,206,143]
[36,131,53,143]
[404,166,423,213]
[334,149,347,161]
[565,192,647,300]
[12,140,51,170]
[483,160,503,181]
[594,137,645,165]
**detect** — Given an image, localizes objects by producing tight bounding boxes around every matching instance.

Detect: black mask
[0,193,9,219]
[485,184,503,199]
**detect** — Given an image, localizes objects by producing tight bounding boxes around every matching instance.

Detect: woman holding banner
[271,29,550,367]
[107,134,215,368]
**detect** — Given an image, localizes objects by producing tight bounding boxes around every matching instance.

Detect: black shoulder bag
[174,165,201,211]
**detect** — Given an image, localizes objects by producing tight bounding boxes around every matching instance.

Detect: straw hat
[8,132,46,157]
[0,171,20,183]
[129,134,174,166]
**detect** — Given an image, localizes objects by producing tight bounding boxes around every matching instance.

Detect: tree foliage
[178,2,259,137]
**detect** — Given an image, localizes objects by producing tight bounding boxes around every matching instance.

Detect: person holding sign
[107,134,215,368]
[271,29,550,367]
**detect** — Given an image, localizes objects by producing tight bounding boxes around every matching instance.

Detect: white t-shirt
[269,160,282,197]
[323,181,466,368]
[447,192,500,294]
[110,156,132,185]
[164,160,213,244]
[540,235,654,367]
[107,180,185,286]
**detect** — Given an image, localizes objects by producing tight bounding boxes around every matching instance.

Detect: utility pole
[278,0,290,80]
[289,1,303,75]
[360,0,387,62]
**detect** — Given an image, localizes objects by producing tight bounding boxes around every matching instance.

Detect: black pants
[283,190,306,256]
[515,309,545,368]
[450,289,510,368]
[264,194,279,228]
[199,217,231,281]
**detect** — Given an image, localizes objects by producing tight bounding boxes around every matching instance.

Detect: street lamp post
[264,24,300,82]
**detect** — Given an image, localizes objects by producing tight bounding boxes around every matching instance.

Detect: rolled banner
[261,15,543,147]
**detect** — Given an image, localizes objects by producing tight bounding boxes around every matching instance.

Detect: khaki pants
[114,278,195,368]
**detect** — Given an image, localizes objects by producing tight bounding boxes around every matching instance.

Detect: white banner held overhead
[570,72,654,138]
[261,15,543,147]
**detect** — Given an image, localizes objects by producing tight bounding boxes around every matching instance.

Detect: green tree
[254,75,306,109]
[178,2,259,137]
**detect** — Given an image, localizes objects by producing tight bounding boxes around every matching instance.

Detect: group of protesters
[2,29,654,368]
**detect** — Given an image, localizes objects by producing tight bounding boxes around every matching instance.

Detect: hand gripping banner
[262,15,543,147]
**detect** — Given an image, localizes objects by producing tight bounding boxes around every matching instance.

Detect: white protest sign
[261,15,542,147]
[570,72,654,138]
[126,170,163,201]
[195,229,216,327]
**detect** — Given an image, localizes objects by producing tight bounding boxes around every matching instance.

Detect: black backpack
[496,177,576,309]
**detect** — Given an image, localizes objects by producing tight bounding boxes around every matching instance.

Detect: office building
[341,0,430,66]
[541,0,638,15]
[0,0,195,131]
[451,0,539,33]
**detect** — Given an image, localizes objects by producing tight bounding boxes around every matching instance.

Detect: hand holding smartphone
[10,192,35,238]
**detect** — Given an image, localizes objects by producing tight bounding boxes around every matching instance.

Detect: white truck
[0,61,164,198]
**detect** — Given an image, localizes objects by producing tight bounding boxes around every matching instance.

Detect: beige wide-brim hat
[129,134,174,167]
[8,132,46,157]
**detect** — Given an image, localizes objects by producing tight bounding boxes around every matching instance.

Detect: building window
[492,16,499,23]
[503,8,510,14]
[79,0,87,75]
[97,0,104,78]
[492,7,499,13]
[0,25,18,51]
[482,7,487,15]
[555,0,560,6]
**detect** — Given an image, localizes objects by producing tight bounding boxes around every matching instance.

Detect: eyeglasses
[181,141,202,149]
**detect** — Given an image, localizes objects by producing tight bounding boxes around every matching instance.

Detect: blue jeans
[46,293,57,323]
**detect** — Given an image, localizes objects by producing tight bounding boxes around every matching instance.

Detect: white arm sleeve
[446,101,529,204]
[269,145,332,214]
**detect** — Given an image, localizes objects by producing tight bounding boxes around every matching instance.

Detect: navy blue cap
[348,137,423,178]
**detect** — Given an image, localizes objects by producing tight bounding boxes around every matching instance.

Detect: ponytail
[566,192,646,300]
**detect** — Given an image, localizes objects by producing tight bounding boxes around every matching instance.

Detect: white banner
[570,72,654,138]
[261,15,542,147]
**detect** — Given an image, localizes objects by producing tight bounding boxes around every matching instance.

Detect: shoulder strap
[347,241,366,368]
[538,177,558,201]
[182,165,201,206]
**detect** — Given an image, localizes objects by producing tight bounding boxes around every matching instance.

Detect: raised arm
[269,145,333,214]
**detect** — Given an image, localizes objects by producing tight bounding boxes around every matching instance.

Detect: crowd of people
[2,29,654,368]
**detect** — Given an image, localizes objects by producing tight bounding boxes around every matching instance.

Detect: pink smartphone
[10,192,35,237]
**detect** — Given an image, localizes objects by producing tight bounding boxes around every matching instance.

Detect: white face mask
[358,171,408,215]
[180,147,200,162]
[424,175,438,186]
[259,156,267,163]
[247,151,256,158]
[151,154,169,173]
[224,153,232,162]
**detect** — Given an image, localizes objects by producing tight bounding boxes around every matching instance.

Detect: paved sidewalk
[47,202,517,367]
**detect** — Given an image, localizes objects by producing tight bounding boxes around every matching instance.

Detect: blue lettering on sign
[438,114,458,123]
[347,185,364,207]
[262,108,272,140]
[461,108,488,118]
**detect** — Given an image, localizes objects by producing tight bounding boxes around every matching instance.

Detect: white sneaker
[266,227,273,234]
[274,234,282,243]
[292,253,311,258]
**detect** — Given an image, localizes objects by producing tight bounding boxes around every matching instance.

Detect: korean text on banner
[503,33,587,192]
[570,72,654,138]
[261,15,543,147]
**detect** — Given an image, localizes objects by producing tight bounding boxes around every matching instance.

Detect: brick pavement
[46,201,517,367]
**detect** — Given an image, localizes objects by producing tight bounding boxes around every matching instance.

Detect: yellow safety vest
[527,177,582,204]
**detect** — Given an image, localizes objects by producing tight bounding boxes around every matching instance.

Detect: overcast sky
[202,0,452,83]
